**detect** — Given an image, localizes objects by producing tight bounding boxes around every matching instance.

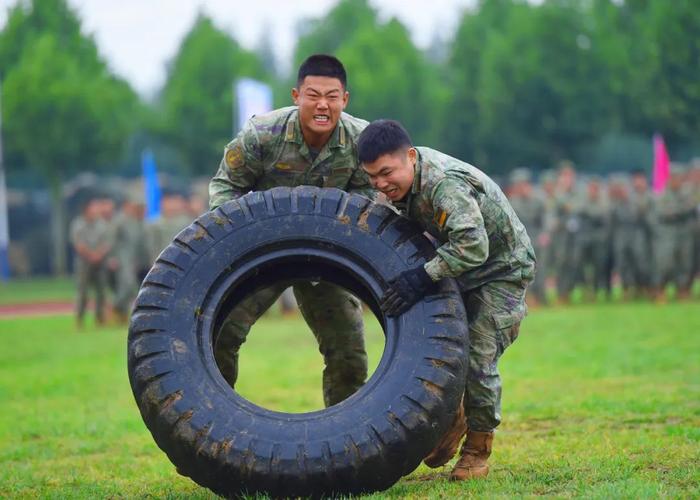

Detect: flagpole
[0,77,10,281]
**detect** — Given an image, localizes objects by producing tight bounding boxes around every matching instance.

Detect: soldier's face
[362,148,416,202]
[632,174,647,193]
[292,76,348,142]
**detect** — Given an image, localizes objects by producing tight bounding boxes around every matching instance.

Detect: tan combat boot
[423,403,467,468]
[450,430,493,480]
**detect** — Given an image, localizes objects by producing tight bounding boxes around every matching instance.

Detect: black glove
[381,265,435,316]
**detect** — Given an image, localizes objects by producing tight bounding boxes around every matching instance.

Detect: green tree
[336,18,447,147]
[157,14,266,175]
[632,0,700,146]
[293,0,376,68]
[446,0,617,172]
[3,32,138,274]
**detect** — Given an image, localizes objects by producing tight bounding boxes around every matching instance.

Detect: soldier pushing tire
[127,186,468,498]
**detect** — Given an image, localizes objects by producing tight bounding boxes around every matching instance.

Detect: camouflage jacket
[69,216,110,264]
[655,187,696,226]
[394,147,535,291]
[209,106,375,208]
[509,194,546,238]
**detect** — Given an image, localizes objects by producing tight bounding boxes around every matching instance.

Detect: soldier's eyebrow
[305,87,341,97]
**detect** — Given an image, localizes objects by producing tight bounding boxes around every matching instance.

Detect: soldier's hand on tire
[381,265,435,316]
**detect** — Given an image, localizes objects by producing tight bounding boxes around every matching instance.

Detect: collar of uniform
[285,108,347,148]
[329,118,347,149]
[285,109,303,144]
[411,148,424,194]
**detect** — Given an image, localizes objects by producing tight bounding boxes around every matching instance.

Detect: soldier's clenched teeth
[313,115,330,123]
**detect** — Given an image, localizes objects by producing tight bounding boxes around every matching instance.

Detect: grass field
[0,277,75,305]
[1,302,699,498]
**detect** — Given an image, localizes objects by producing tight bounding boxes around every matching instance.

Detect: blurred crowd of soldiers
[507,159,700,306]
[68,158,700,326]
[69,192,205,327]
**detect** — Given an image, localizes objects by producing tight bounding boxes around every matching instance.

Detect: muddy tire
[127,186,468,498]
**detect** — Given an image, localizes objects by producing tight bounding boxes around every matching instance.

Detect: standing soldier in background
[539,170,558,301]
[630,170,655,297]
[552,162,580,303]
[690,160,700,290]
[508,168,546,305]
[653,166,696,301]
[98,197,119,307]
[209,55,375,407]
[609,175,642,299]
[576,177,611,300]
[146,191,193,264]
[70,198,110,328]
[112,194,147,324]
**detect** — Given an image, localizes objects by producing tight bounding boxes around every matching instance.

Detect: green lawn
[0,277,75,305]
[1,303,699,498]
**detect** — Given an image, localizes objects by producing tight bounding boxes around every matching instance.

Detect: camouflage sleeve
[423,178,489,281]
[346,165,378,201]
[69,219,82,248]
[208,121,264,209]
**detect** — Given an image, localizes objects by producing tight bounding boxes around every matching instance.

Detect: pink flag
[652,133,670,193]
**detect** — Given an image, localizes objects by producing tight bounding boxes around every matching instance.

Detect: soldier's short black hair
[357,119,413,164]
[297,54,347,88]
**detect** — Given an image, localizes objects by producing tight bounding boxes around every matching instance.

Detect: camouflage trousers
[75,260,106,323]
[655,225,695,291]
[461,280,528,432]
[613,229,652,289]
[114,262,139,315]
[214,281,368,407]
[576,234,610,293]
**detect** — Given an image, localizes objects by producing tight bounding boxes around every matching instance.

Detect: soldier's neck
[300,125,333,150]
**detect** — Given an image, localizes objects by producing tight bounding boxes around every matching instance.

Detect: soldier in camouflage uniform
[358,120,535,481]
[70,198,111,327]
[508,168,546,305]
[146,192,193,263]
[575,177,611,300]
[538,170,558,301]
[653,167,696,300]
[112,195,147,323]
[610,172,654,298]
[208,55,376,407]
[552,162,580,303]
[689,160,700,289]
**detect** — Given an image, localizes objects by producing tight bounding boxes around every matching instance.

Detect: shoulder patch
[225,145,244,170]
[434,208,448,229]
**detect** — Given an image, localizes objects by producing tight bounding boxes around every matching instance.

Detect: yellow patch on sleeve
[434,209,448,229]
[275,162,292,170]
[225,146,244,170]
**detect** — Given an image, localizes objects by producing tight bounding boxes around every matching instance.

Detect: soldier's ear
[342,90,349,109]
[407,147,417,165]
[291,87,300,105]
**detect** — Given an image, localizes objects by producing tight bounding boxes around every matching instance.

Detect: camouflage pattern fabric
[575,194,611,293]
[611,191,654,290]
[209,106,374,406]
[551,190,581,298]
[510,193,547,301]
[654,187,696,291]
[209,106,375,208]
[112,211,147,315]
[70,215,110,323]
[392,147,534,432]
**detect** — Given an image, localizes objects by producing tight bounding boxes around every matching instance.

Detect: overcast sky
[0,0,476,96]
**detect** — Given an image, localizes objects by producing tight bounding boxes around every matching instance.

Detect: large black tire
[127,186,468,498]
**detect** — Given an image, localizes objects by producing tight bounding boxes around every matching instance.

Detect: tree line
[2,0,699,187]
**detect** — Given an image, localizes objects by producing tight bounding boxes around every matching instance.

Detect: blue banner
[142,150,161,222]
